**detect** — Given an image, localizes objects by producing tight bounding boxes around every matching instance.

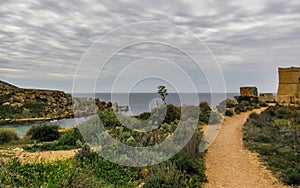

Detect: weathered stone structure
[234,86,259,103]
[277,67,300,104]
[240,86,258,97]
[259,93,275,103]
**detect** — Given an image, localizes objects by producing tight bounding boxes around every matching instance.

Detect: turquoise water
[0,124,30,138]
[0,117,84,138]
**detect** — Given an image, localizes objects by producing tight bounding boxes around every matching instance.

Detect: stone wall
[259,93,275,103]
[240,87,258,97]
[277,67,300,104]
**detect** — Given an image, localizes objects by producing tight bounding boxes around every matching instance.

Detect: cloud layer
[1,0,300,92]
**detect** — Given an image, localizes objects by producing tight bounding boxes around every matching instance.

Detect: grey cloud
[0,0,299,92]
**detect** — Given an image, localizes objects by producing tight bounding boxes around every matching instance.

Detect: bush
[209,111,222,124]
[225,109,234,116]
[243,106,300,186]
[144,163,187,188]
[135,112,151,120]
[58,127,83,146]
[249,112,259,119]
[199,102,211,124]
[27,125,60,142]
[164,104,181,124]
[0,128,19,144]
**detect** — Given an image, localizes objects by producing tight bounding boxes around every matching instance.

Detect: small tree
[157,85,168,104]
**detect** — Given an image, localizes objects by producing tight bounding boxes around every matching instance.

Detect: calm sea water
[0,117,87,138]
[1,93,237,137]
[75,93,238,115]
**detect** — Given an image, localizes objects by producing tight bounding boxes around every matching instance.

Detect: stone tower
[277,67,300,104]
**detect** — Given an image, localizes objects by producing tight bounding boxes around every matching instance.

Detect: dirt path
[204,108,289,188]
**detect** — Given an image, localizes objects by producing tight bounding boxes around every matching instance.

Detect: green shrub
[27,125,60,142]
[0,157,107,187]
[75,144,139,186]
[225,109,234,116]
[0,128,19,144]
[23,143,76,152]
[249,112,259,119]
[164,104,181,124]
[244,106,300,186]
[58,127,83,146]
[209,111,222,124]
[144,163,187,188]
[135,112,151,120]
[199,102,212,124]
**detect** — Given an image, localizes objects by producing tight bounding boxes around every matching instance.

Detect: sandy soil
[204,108,289,188]
[0,148,78,163]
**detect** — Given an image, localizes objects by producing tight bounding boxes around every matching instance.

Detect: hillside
[0,80,74,123]
[0,80,19,89]
[0,80,113,123]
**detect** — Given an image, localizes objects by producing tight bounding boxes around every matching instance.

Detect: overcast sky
[1,0,300,93]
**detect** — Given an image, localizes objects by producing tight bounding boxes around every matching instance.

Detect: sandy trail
[204,108,289,188]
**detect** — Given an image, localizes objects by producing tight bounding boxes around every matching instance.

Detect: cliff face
[0,80,19,89]
[0,86,74,121]
[0,81,115,123]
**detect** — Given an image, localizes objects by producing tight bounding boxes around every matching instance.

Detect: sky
[1,0,300,93]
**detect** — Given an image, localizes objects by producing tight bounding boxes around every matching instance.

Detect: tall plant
[157,85,168,104]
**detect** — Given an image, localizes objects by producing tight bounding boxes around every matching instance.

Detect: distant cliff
[0,80,19,89]
[0,81,116,124]
[0,81,74,123]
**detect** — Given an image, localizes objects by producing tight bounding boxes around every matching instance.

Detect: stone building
[277,67,300,104]
[259,93,275,103]
[240,86,258,97]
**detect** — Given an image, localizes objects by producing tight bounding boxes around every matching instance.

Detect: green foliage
[23,142,76,152]
[1,102,209,187]
[144,162,188,188]
[157,85,168,104]
[0,157,107,187]
[134,111,151,120]
[23,128,83,152]
[225,109,234,116]
[199,102,211,124]
[144,122,206,187]
[164,104,181,124]
[57,127,83,146]
[26,124,60,142]
[75,143,139,186]
[135,104,181,124]
[0,128,19,144]
[209,111,222,124]
[1,144,139,187]
[198,102,221,124]
[0,106,23,119]
[243,105,300,186]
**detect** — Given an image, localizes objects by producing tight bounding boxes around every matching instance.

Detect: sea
[75,92,238,115]
[1,93,238,137]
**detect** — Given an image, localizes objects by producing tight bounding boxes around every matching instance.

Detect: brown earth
[0,148,78,163]
[204,108,290,188]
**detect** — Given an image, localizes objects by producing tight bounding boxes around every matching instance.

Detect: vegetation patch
[0,128,19,144]
[26,124,60,142]
[243,105,300,186]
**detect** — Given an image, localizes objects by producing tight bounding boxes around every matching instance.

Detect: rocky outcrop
[0,81,116,123]
[0,80,19,89]
[0,87,74,122]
